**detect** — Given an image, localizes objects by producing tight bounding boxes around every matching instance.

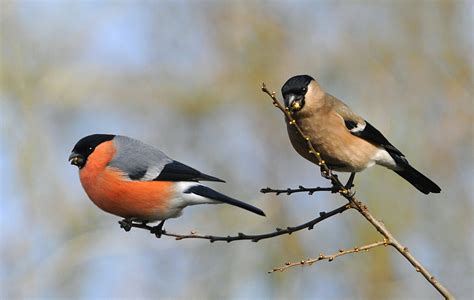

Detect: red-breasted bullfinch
[281,75,441,194]
[69,134,265,235]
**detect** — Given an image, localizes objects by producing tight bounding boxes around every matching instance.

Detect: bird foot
[119,218,149,232]
[320,168,332,179]
[339,187,356,197]
[150,220,165,238]
[329,173,356,196]
[119,219,133,232]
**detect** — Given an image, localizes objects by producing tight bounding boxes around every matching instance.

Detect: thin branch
[261,83,454,299]
[119,203,350,243]
[262,83,335,182]
[269,240,389,273]
[260,185,334,195]
[347,198,454,299]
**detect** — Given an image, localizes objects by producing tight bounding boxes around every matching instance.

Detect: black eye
[88,146,93,151]
[302,87,307,92]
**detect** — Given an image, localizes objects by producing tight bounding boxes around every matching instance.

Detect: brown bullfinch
[281,75,441,194]
[69,134,265,235]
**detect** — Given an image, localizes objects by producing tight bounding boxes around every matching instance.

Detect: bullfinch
[281,75,441,194]
[69,134,265,235]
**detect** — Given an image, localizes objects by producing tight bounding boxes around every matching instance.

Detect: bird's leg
[150,220,165,238]
[345,172,356,190]
[338,172,356,197]
[118,218,134,232]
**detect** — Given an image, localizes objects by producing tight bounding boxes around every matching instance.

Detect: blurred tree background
[1,1,472,299]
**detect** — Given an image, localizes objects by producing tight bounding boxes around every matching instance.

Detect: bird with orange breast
[69,134,265,236]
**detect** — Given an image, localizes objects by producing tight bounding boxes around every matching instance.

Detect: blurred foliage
[1,1,472,299]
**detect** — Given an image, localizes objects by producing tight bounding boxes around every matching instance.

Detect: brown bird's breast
[286,111,379,172]
[78,141,174,220]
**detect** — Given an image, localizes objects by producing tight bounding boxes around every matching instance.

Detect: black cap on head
[69,134,115,168]
[281,75,314,97]
[281,75,314,109]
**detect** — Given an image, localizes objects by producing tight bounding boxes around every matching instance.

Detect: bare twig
[260,185,334,195]
[118,203,350,243]
[348,199,453,299]
[262,84,335,182]
[261,83,454,299]
[269,240,389,273]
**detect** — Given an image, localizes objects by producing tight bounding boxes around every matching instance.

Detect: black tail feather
[185,185,266,216]
[199,173,226,183]
[394,164,441,194]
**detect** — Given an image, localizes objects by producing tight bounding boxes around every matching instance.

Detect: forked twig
[119,203,350,243]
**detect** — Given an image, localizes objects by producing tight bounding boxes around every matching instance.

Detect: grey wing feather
[108,135,225,182]
[108,135,172,180]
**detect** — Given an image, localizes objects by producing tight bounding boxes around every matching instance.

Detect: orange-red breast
[69,134,265,234]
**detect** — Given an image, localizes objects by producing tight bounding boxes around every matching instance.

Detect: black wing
[184,185,265,216]
[345,120,404,158]
[345,120,441,194]
[154,160,225,182]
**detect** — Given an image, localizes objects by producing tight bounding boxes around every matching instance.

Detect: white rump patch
[155,182,216,220]
[372,148,398,169]
[173,182,216,206]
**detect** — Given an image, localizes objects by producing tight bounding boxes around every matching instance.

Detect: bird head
[281,75,314,112]
[69,134,115,168]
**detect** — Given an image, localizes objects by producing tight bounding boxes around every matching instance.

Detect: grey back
[109,135,172,180]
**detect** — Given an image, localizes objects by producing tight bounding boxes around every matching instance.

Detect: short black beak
[285,94,303,111]
[69,152,85,168]
[285,94,295,107]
